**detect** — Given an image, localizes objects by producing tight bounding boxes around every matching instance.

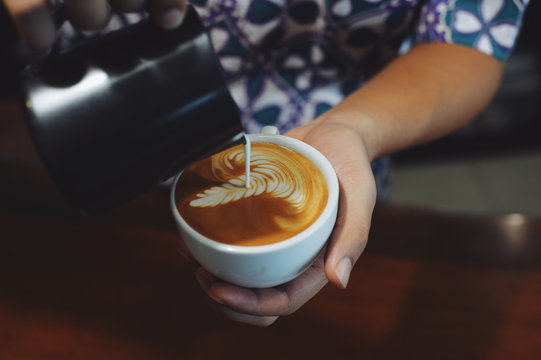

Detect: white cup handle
[260,126,280,135]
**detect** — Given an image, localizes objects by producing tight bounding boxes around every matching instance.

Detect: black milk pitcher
[20,6,243,213]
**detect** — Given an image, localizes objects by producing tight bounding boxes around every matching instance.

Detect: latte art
[189,144,307,211]
[175,142,328,246]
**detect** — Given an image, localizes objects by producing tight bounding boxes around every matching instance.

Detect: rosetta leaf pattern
[189,146,306,210]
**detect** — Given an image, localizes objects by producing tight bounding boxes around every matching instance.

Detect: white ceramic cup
[170,126,339,288]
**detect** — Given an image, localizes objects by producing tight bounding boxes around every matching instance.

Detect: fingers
[194,252,328,326]
[64,0,109,30]
[147,0,187,29]
[64,0,187,30]
[4,0,187,50]
[215,304,279,327]
[3,0,56,50]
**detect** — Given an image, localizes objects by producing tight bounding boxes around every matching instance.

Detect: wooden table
[1,99,541,359]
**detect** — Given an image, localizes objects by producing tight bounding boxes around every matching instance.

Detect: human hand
[191,116,377,326]
[2,0,187,50]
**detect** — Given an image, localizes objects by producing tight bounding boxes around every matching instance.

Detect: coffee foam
[176,142,328,246]
[190,144,307,210]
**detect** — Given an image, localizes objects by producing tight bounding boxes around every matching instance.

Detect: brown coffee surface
[175,142,328,246]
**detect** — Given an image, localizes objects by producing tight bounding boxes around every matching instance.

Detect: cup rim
[170,133,339,255]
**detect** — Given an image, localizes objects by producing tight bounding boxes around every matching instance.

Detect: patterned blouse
[54,0,529,196]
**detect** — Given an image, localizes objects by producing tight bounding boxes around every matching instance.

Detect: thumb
[324,157,376,288]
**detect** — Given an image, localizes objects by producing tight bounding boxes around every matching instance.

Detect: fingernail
[159,8,185,29]
[336,258,352,288]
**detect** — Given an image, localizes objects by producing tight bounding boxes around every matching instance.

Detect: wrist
[317,108,382,162]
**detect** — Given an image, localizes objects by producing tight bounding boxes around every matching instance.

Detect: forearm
[323,42,504,161]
